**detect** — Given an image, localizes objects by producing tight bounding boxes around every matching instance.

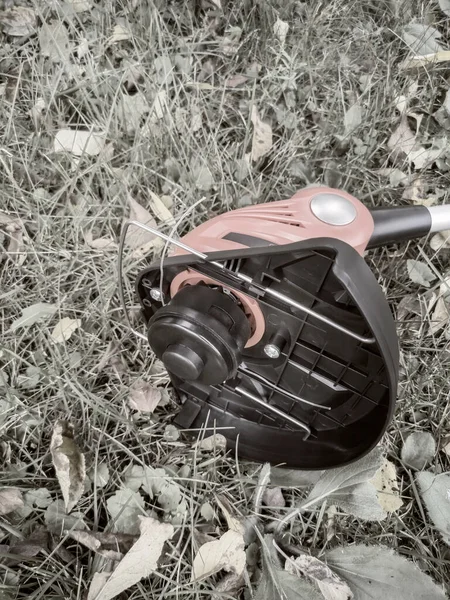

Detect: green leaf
[325,544,446,600]
[401,433,436,471]
[302,447,383,510]
[416,471,450,546]
[255,536,322,600]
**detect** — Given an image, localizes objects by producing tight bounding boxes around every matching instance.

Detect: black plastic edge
[368,206,431,249]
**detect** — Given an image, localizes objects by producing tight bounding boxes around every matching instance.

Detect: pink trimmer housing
[170,187,375,346]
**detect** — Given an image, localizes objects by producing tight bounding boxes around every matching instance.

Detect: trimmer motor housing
[133,187,401,469]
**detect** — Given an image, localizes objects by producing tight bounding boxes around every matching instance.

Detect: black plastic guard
[135,238,398,469]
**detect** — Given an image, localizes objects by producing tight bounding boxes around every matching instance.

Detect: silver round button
[310,193,357,226]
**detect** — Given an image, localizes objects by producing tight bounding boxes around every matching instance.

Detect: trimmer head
[121,185,448,468]
[122,187,405,469]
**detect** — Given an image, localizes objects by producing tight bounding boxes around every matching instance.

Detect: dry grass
[1,0,450,597]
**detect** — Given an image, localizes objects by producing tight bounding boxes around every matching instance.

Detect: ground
[1,0,450,598]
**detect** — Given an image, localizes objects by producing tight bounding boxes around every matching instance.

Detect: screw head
[150,288,164,301]
[264,343,281,359]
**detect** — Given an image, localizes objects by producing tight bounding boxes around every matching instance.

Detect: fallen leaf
[50,317,81,344]
[164,424,180,441]
[192,529,246,581]
[122,465,145,492]
[216,496,245,536]
[273,18,289,46]
[302,447,384,516]
[50,420,86,513]
[54,129,105,156]
[443,441,450,456]
[262,487,285,508]
[325,544,446,600]
[429,296,449,335]
[250,106,272,162]
[148,191,175,226]
[118,93,149,133]
[191,162,214,191]
[88,574,112,600]
[0,211,25,264]
[388,116,416,160]
[416,471,450,546]
[402,23,445,56]
[45,499,87,533]
[69,530,136,561]
[10,529,49,558]
[10,303,57,332]
[125,197,157,253]
[190,103,203,132]
[110,22,131,43]
[407,259,436,287]
[150,90,167,121]
[401,432,436,470]
[0,488,23,515]
[370,458,403,513]
[402,177,437,206]
[16,488,52,517]
[225,74,249,87]
[0,6,36,36]
[201,502,215,521]
[270,468,322,488]
[65,0,91,13]
[86,517,174,600]
[256,536,323,600]
[88,463,110,488]
[128,381,162,413]
[195,434,227,451]
[344,104,362,135]
[39,20,71,63]
[286,554,353,600]
[403,50,450,68]
[154,55,173,84]
[439,0,450,14]
[220,26,242,56]
[85,231,118,251]
[430,230,450,251]
[106,489,145,534]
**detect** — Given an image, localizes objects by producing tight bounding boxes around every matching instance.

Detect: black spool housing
[136,238,399,469]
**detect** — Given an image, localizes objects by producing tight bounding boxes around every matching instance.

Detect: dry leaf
[50,317,81,344]
[262,487,285,508]
[191,529,246,581]
[86,517,174,600]
[286,554,353,600]
[85,231,118,251]
[402,23,444,56]
[195,434,227,451]
[430,230,450,251]
[402,50,450,68]
[429,296,449,335]
[88,463,110,488]
[401,432,436,469]
[344,104,362,135]
[388,116,416,159]
[45,499,87,533]
[225,74,249,88]
[0,488,24,515]
[110,22,131,43]
[50,420,86,513]
[128,381,162,413]
[216,496,245,536]
[54,129,105,156]
[69,530,136,561]
[39,20,71,63]
[250,106,272,162]
[0,6,36,36]
[439,0,450,15]
[191,103,203,132]
[407,259,436,287]
[370,458,403,513]
[273,18,289,46]
[148,191,175,226]
[88,574,111,600]
[65,0,91,13]
[125,197,157,253]
[10,302,57,332]
[0,211,25,264]
[118,93,149,133]
[106,489,145,534]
